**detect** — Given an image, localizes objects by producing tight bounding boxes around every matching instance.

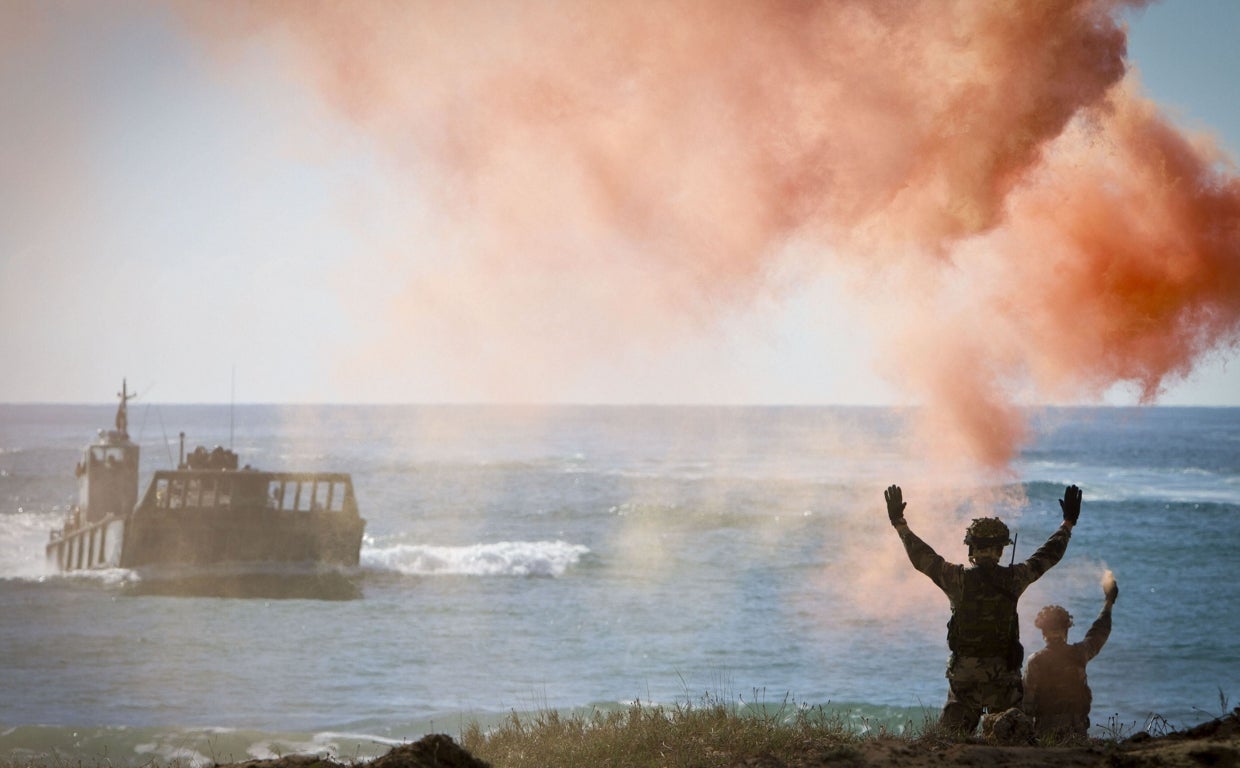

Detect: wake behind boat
[45,381,366,598]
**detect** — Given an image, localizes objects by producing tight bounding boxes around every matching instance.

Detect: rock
[368,734,491,768]
[218,734,488,768]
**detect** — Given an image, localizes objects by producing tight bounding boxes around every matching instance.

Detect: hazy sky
[1,0,1238,407]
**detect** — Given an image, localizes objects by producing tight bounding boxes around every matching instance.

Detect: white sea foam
[0,509,59,580]
[362,539,589,577]
[135,741,214,766]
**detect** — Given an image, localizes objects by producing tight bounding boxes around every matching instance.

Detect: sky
[1,0,1238,422]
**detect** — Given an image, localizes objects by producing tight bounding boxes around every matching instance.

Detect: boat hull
[121,565,364,600]
[118,507,365,569]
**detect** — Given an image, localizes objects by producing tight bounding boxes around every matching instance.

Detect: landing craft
[45,381,367,598]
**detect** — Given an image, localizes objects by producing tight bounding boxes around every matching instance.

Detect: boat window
[267,480,285,510]
[330,481,347,511]
[297,481,314,512]
[170,479,186,509]
[195,477,230,509]
[155,478,169,508]
[91,447,127,464]
[314,481,331,512]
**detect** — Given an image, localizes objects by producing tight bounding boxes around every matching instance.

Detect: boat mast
[115,378,135,439]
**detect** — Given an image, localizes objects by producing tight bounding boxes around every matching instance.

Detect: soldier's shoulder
[1025,646,1050,663]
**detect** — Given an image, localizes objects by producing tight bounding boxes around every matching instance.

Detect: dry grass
[460,693,920,768]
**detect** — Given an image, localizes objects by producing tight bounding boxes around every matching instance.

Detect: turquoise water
[1,405,1237,763]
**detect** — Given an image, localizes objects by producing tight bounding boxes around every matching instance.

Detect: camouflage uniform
[896,524,1072,734]
[1023,603,1113,738]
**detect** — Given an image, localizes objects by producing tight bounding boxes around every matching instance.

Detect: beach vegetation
[461,691,922,768]
[461,690,1240,767]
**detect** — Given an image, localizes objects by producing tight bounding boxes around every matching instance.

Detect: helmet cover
[963,516,1012,547]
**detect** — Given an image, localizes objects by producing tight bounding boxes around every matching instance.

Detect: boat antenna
[116,378,136,439]
[160,410,176,467]
[134,381,155,442]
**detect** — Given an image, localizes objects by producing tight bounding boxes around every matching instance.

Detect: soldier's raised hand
[1103,571,1119,604]
[1060,484,1082,526]
[885,484,907,526]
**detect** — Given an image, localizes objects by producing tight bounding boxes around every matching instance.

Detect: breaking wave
[361,539,589,577]
[0,509,61,580]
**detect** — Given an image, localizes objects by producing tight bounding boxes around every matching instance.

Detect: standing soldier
[1023,572,1118,739]
[885,483,1082,735]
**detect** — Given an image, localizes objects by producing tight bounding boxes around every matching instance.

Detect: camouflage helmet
[1035,604,1074,631]
[963,517,1012,547]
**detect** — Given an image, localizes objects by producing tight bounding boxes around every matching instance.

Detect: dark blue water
[1,405,1237,763]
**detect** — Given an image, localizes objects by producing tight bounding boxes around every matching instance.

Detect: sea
[1,404,1237,765]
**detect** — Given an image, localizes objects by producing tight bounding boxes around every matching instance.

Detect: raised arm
[885,484,956,593]
[1014,484,1081,588]
[1081,572,1117,660]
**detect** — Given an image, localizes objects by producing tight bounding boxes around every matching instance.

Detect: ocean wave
[0,724,398,766]
[0,509,63,580]
[1014,474,1240,506]
[361,539,590,577]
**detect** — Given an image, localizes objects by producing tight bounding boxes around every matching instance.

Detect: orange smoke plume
[896,80,1240,464]
[176,0,1239,466]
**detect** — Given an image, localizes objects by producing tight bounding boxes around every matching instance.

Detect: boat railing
[139,471,358,516]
